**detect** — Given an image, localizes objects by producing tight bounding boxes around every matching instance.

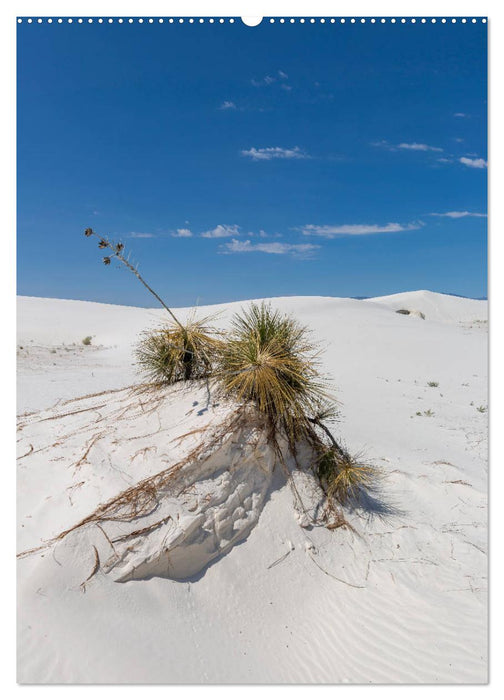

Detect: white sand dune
[17,291,488,683]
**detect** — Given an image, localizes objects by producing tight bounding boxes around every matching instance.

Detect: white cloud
[371,139,395,150]
[460,157,487,169]
[430,211,487,219]
[172,228,193,237]
[454,113,469,117]
[251,71,288,87]
[222,239,319,257]
[397,142,444,152]
[372,140,443,153]
[301,222,422,237]
[241,146,309,161]
[251,75,275,87]
[280,84,293,91]
[219,100,237,110]
[128,232,156,238]
[201,224,241,239]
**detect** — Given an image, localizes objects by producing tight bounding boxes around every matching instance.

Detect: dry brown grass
[135,313,223,384]
[16,407,250,560]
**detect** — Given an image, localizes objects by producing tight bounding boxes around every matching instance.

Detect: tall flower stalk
[84,228,218,381]
[84,228,184,329]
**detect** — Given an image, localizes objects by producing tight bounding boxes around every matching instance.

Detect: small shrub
[476,405,487,413]
[423,409,434,417]
[396,308,425,319]
[427,381,439,388]
[316,448,378,505]
[136,315,222,384]
[82,336,92,346]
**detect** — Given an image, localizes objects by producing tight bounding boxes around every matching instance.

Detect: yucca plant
[315,447,378,506]
[84,228,221,384]
[136,314,222,383]
[217,302,328,440]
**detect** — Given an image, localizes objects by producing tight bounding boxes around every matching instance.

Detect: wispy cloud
[222,238,319,257]
[171,228,193,238]
[201,224,241,239]
[219,100,237,110]
[251,75,276,87]
[301,222,423,238]
[128,232,156,238]
[454,112,469,118]
[241,146,309,161]
[372,140,443,153]
[459,157,487,169]
[397,142,444,152]
[251,70,289,87]
[430,211,487,219]
[370,139,394,150]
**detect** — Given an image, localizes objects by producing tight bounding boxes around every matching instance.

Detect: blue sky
[17,18,487,306]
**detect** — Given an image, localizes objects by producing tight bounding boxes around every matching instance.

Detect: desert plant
[217,302,327,439]
[315,447,378,505]
[81,231,384,522]
[136,314,222,383]
[476,405,487,413]
[216,302,380,516]
[82,336,92,346]
[84,228,218,383]
[427,381,439,387]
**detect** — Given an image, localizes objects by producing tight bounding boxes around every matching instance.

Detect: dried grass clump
[135,314,222,384]
[217,302,327,439]
[315,447,379,506]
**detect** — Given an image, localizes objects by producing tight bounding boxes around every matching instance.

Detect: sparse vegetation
[476,405,487,413]
[80,230,383,529]
[396,308,425,320]
[427,381,439,388]
[82,336,93,346]
[423,409,435,417]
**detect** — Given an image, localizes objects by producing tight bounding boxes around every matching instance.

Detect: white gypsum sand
[17,291,488,683]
